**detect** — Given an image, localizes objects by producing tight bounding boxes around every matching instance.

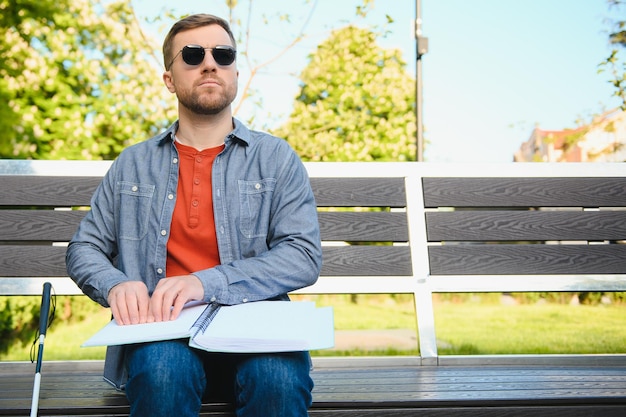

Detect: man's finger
[170,294,186,321]
[126,293,140,325]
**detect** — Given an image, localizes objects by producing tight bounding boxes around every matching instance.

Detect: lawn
[1,294,624,360]
[433,301,626,354]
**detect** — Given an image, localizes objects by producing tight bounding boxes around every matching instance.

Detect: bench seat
[2,357,626,417]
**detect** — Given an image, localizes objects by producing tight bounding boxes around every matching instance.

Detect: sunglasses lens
[179,45,236,66]
[212,47,236,66]
[181,46,205,65]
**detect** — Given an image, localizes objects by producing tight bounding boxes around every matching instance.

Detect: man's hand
[108,281,151,325]
[149,274,204,323]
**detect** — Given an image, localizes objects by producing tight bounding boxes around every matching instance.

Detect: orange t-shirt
[166,141,225,277]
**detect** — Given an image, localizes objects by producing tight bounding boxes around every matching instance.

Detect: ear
[163,71,176,93]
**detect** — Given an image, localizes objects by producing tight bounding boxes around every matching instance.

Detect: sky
[132,0,621,163]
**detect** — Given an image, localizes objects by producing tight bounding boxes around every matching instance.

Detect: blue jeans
[124,339,313,417]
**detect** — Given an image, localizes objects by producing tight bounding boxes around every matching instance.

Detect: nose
[200,52,218,71]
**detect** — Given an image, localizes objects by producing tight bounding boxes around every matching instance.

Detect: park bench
[1,159,625,416]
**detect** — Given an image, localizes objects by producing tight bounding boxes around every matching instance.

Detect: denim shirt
[66,119,322,389]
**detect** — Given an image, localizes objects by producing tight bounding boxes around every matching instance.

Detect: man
[66,13,322,417]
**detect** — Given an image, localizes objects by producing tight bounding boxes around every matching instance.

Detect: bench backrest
[0,160,415,291]
[2,160,626,362]
[420,165,626,293]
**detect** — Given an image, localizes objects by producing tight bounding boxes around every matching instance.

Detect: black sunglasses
[168,45,237,68]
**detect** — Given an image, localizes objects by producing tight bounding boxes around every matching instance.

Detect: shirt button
[194,178,200,185]
[192,200,199,207]
[196,157,202,163]
[168,194,174,200]
[242,298,248,303]
[161,229,167,236]
[173,158,178,164]
[157,268,163,274]
[255,183,261,190]
[210,296,217,302]
[131,185,138,192]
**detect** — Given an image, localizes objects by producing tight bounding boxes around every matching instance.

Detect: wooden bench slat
[0,176,410,208]
[428,244,626,275]
[316,406,626,417]
[0,212,409,243]
[0,246,67,277]
[423,177,626,208]
[0,210,87,241]
[321,246,412,276]
[426,211,626,241]
[319,212,408,242]
[311,177,407,207]
[0,176,100,206]
[0,246,413,278]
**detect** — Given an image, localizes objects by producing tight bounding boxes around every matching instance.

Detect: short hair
[163,14,236,70]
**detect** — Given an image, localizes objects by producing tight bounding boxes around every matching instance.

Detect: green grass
[1,305,111,361]
[309,294,626,356]
[433,301,626,354]
[1,294,624,360]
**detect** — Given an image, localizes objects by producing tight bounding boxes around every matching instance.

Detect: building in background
[514,109,626,162]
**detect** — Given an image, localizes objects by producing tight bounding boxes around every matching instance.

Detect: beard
[177,81,237,116]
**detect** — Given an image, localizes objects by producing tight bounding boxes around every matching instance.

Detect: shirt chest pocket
[238,178,276,239]
[116,181,155,240]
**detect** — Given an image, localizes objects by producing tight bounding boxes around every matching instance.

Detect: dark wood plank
[308,405,626,417]
[311,178,407,208]
[0,246,67,277]
[0,245,413,278]
[426,211,626,241]
[0,210,87,241]
[0,176,101,206]
[319,212,408,242]
[321,246,412,276]
[423,178,626,208]
[1,176,409,208]
[428,244,626,275]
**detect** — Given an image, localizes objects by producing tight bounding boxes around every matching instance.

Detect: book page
[190,301,334,353]
[82,303,208,347]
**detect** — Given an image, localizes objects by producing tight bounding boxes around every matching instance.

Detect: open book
[82,301,334,353]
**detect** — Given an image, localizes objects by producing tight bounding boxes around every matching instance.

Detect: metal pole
[415,0,428,162]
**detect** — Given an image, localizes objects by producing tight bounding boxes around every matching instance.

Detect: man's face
[164,24,238,116]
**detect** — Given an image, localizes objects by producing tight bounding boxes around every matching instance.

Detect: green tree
[273,25,416,161]
[600,0,626,109]
[0,296,40,354]
[0,0,69,145]
[0,0,176,160]
[1,0,377,160]
[225,0,376,130]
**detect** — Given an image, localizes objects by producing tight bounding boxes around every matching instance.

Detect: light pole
[415,0,428,161]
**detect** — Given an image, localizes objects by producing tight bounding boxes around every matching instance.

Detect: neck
[176,110,233,151]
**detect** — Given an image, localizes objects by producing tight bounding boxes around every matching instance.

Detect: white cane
[30,282,52,417]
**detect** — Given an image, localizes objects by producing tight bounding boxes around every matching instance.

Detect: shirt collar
[157,118,251,147]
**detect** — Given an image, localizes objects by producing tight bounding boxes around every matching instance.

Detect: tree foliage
[273,25,416,161]
[0,0,176,160]
[600,0,626,109]
[0,296,39,354]
[0,0,384,160]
